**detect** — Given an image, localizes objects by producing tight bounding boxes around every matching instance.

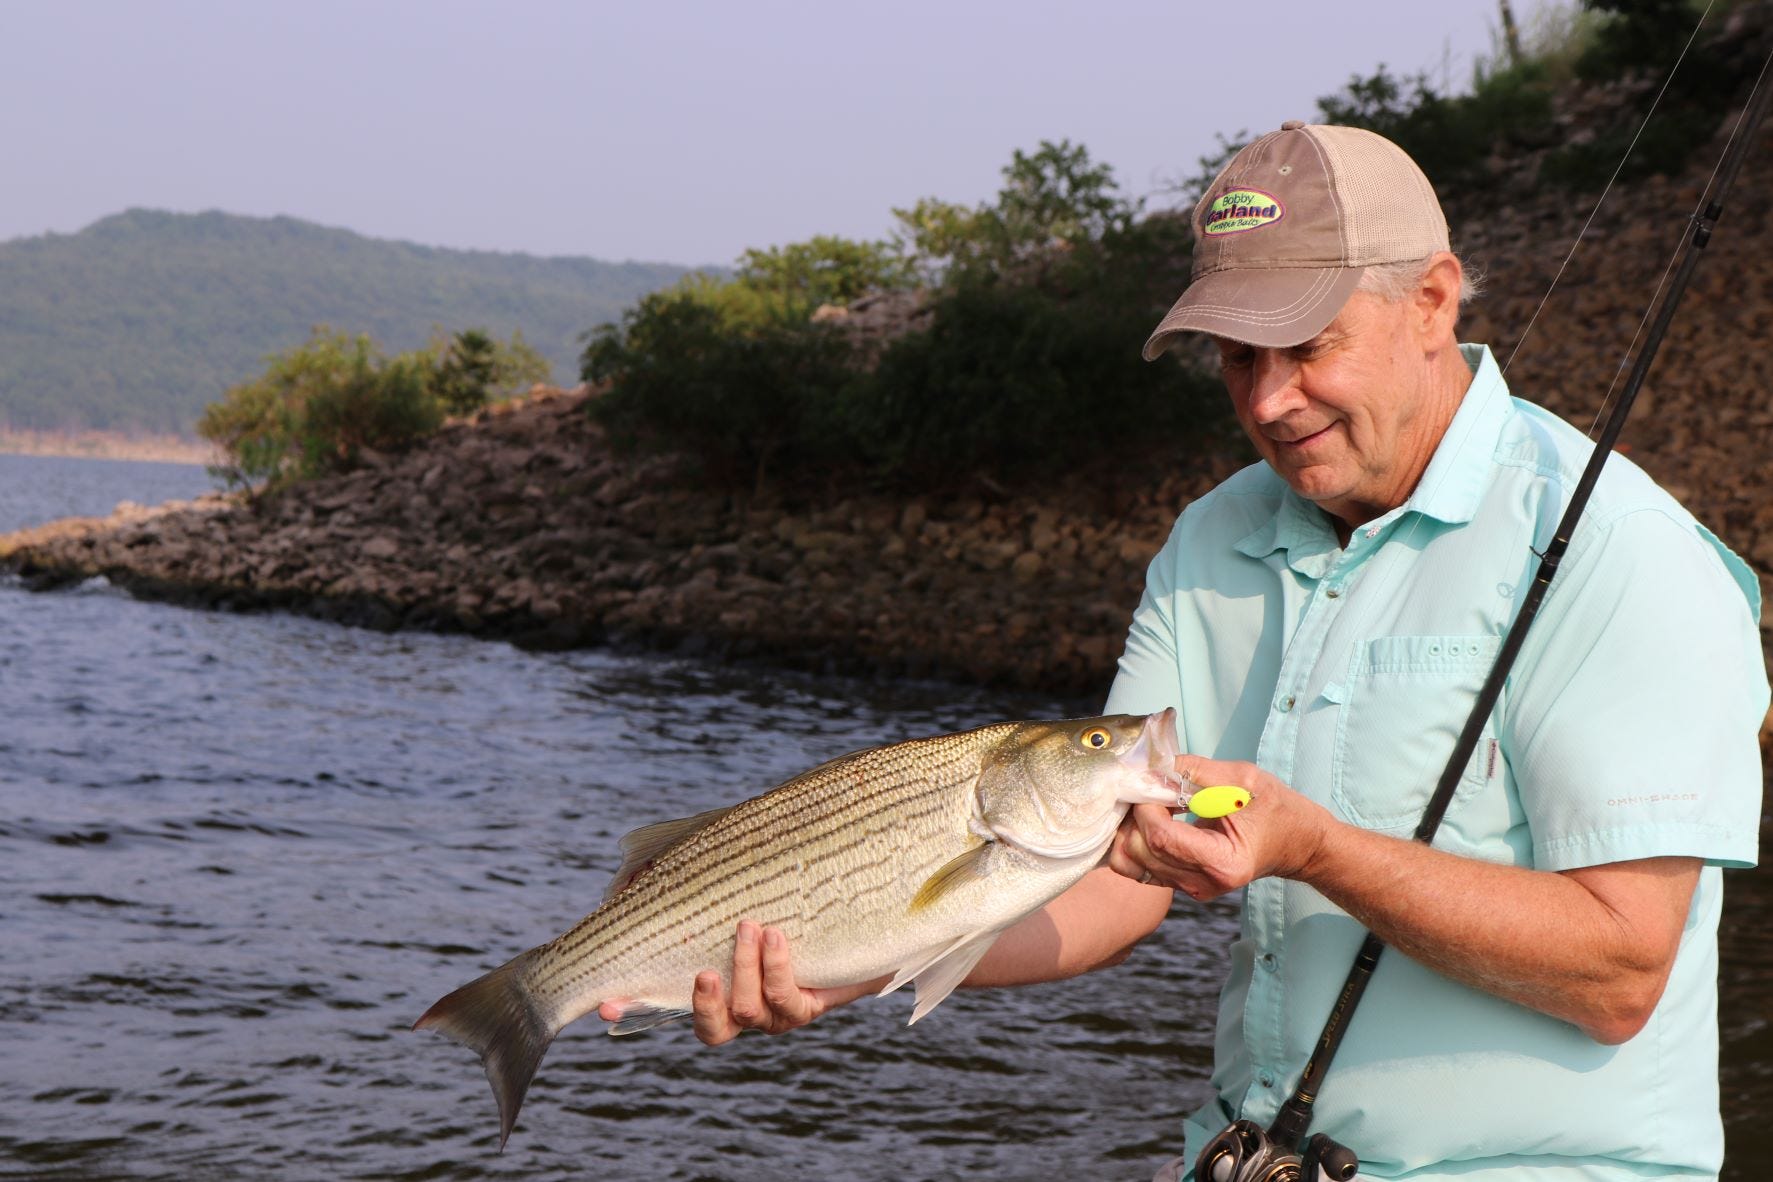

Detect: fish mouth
[1116,707,1185,806]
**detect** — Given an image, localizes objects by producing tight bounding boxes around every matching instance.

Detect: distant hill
[0,209,700,434]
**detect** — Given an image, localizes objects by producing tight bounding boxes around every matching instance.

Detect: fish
[414,708,1183,1148]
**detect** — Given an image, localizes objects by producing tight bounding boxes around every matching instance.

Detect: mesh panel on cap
[1313,127,1449,263]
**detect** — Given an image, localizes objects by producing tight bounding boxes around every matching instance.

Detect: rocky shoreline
[0,387,1232,696]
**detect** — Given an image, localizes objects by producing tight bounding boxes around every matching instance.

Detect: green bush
[580,230,917,495]
[198,325,542,489]
[430,328,550,416]
[1575,0,1701,80]
[850,271,1217,489]
[1313,63,1556,192]
[893,139,1138,284]
[734,236,913,313]
[295,345,440,474]
[582,293,856,494]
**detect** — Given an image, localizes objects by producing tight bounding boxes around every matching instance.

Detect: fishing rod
[1195,44,1773,1182]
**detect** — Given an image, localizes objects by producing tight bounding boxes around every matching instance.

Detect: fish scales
[541,724,1010,1001]
[414,710,1182,1150]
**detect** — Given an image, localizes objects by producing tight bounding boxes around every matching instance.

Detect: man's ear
[1413,251,1464,349]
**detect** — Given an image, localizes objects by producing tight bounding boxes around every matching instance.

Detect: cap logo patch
[1203,188,1284,236]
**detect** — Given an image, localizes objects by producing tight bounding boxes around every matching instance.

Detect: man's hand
[1107,756,1332,900]
[1106,757,1700,1043]
[597,920,883,1046]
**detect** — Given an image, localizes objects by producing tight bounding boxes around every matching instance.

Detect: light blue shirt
[1106,345,1768,1180]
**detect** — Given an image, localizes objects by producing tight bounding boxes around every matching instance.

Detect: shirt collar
[1232,344,1512,569]
[1404,343,1511,527]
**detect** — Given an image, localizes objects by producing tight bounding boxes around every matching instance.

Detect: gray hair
[1354,255,1484,306]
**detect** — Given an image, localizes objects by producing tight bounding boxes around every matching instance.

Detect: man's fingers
[1109,813,1160,880]
[691,971,738,1045]
[759,927,811,1027]
[726,920,765,1026]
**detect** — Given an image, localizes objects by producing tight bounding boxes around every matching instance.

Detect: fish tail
[414,947,557,1151]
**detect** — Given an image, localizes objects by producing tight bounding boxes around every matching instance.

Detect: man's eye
[1221,350,1253,369]
[1291,336,1338,361]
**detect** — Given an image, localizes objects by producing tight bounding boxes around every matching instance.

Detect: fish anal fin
[909,843,990,913]
[603,806,736,902]
[605,1003,694,1036]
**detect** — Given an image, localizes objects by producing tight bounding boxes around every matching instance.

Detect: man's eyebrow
[1295,327,1347,351]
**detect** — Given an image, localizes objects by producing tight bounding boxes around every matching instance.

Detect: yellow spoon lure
[1187,784,1251,820]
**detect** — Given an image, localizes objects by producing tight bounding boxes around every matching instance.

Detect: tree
[734,235,912,311]
[430,328,551,416]
[892,139,1137,283]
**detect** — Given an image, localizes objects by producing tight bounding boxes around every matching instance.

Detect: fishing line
[1502,0,1716,384]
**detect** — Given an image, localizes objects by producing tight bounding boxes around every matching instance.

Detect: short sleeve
[1503,508,1768,871]
[1104,539,1185,717]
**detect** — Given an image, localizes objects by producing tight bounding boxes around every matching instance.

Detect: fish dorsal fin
[876,931,1004,1025]
[908,842,991,913]
[602,805,736,902]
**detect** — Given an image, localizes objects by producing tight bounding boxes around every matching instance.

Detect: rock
[360,535,400,560]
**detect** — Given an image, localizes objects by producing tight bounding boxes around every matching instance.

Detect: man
[645,123,1769,1179]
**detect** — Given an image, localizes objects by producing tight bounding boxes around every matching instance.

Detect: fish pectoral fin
[605,1003,695,1036]
[907,931,1001,1025]
[602,805,736,902]
[909,842,991,913]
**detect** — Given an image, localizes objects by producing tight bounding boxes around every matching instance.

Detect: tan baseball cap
[1142,121,1449,358]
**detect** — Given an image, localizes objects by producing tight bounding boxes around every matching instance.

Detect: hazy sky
[4,0,1532,268]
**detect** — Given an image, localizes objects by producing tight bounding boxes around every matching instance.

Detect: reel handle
[1301,1133,1359,1180]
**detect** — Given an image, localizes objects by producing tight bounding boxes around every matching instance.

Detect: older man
[672,123,1769,1180]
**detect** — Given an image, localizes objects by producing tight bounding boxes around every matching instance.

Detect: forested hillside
[0,209,694,434]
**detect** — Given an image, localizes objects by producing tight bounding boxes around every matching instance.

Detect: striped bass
[415,708,1183,1148]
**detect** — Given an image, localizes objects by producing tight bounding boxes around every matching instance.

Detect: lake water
[1,453,1767,1181]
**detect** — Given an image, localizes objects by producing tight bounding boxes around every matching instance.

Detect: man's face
[1213,289,1448,530]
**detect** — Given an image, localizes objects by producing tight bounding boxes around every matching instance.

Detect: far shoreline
[0,429,217,466]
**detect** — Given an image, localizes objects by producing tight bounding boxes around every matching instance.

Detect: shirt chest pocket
[1331,634,1501,831]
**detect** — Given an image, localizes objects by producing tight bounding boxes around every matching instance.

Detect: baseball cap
[1142,121,1450,358]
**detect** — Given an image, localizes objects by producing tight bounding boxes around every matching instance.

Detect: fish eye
[1079,726,1112,750]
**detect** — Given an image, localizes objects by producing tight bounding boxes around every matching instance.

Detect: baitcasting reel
[1195,1119,1360,1182]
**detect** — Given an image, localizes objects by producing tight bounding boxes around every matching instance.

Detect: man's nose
[1246,351,1305,423]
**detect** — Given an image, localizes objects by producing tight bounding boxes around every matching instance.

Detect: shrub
[430,328,550,416]
[893,139,1139,284]
[1313,63,1557,191]
[199,325,541,489]
[849,280,1201,488]
[582,293,855,495]
[295,344,441,474]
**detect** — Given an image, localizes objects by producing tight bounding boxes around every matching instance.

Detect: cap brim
[1141,266,1365,358]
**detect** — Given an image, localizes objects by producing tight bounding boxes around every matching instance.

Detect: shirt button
[1276,694,1295,713]
[1365,527,1379,539]
[1258,1071,1275,1088]
[1260,952,1277,971]
[1325,587,1341,599]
